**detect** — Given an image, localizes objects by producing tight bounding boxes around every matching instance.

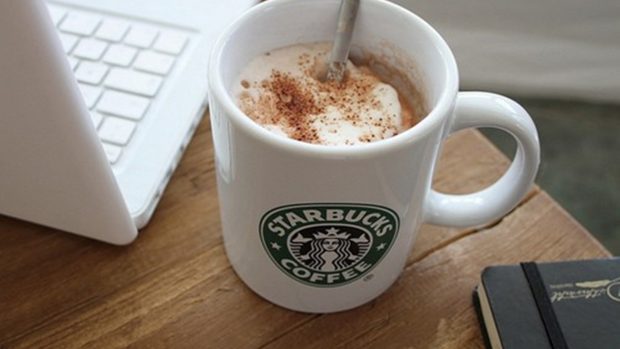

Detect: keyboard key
[102,143,122,163]
[102,45,137,67]
[134,51,175,75]
[124,25,158,48]
[78,83,103,108]
[72,38,108,60]
[59,33,79,53]
[153,32,188,55]
[75,61,109,85]
[47,7,66,26]
[90,111,103,128]
[98,117,136,145]
[95,19,130,42]
[97,90,150,120]
[59,13,101,36]
[67,57,79,70]
[104,68,162,97]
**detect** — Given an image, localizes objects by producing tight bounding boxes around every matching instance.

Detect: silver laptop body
[0,0,255,244]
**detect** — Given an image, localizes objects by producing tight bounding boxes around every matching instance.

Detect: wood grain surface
[0,114,609,348]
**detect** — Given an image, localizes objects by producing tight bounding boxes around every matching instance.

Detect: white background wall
[392,0,620,103]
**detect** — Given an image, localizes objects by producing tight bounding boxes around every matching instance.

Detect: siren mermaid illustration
[289,227,372,272]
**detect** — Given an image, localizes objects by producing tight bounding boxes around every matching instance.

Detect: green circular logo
[260,204,400,287]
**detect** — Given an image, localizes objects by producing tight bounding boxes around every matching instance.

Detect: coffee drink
[233,42,426,146]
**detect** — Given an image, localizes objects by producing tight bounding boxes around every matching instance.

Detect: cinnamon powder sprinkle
[267,71,323,142]
[235,43,424,145]
[255,67,383,143]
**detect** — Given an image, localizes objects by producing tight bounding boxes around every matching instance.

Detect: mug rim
[208,0,459,158]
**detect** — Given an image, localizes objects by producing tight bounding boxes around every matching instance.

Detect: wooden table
[0,113,610,348]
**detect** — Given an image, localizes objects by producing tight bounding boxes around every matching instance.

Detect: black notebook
[473,258,620,349]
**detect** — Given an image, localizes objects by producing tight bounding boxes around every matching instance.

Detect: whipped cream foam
[233,42,417,146]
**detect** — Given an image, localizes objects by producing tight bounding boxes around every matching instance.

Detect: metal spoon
[324,0,360,82]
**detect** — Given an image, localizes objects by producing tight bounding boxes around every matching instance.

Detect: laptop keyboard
[46,4,192,164]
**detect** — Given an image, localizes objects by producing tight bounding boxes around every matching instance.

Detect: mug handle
[424,91,540,227]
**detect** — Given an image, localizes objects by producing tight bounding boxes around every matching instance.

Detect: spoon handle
[326,0,360,81]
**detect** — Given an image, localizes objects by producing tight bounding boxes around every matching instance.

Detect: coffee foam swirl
[233,42,414,146]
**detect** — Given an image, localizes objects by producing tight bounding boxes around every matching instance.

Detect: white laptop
[0,0,256,244]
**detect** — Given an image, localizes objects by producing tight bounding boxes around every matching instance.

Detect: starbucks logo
[289,226,372,272]
[260,204,400,287]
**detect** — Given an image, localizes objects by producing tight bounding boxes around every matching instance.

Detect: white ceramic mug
[208,0,540,313]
